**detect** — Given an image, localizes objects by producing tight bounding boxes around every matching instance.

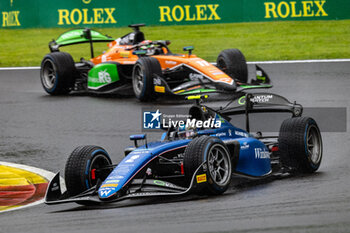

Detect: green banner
[1,0,349,28]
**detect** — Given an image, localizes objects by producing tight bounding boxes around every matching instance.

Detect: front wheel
[64,145,113,200]
[132,57,162,102]
[183,136,232,195]
[278,117,323,173]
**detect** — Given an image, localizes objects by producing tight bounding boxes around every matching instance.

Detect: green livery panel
[88,63,120,90]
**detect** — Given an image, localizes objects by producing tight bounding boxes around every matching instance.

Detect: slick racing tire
[216,49,248,83]
[183,136,232,195]
[278,117,323,173]
[65,145,112,200]
[40,52,76,95]
[132,57,162,102]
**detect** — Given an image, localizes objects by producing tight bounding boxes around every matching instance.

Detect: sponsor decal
[108,175,124,179]
[177,152,184,158]
[159,4,220,23]
[153,180,166,186]
[235,130,249,137]
[238,96,246,105]
[57,8,117,25]
[120,51,129,58]
[241,142,249,150]
[189,73,204,81]
[51,182,59,191]
[105,179,120,183]
[154,85,165,93]
[2,11,20,27]
[98,69,111,83]
[264,1,328,19]
[125,155,140,163]
[254,148,270,159]
[99,189,112,197]
[101,184,118,188]
[215,132,226,137]
[252,95,273,103]
[165,60,177,65]
[153,77,162,85]
[238,95,273,105]
[210,71,224,76]
[228,129,232,136]
[196,174,207,183]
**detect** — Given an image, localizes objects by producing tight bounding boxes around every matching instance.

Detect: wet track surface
[0,62,349,233]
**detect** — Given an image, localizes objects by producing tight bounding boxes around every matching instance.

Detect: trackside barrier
[1,0,349,28]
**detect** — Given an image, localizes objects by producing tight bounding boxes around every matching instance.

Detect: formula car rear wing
[49,28,114,58]
[217,93,303,132]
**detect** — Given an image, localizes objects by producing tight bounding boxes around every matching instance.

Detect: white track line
[0,66,40,70]
[0,59,349,71]
[0,161,65,213]
[247,59,350,64]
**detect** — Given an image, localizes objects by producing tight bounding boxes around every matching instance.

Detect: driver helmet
[140,40,155,55]
[178,125,197,139]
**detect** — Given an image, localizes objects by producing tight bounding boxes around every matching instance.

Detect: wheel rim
[42,59,57,89]
[207,144,230,185]
[306,125,322,164]
[88,154,111,187]
[133,64,144,96]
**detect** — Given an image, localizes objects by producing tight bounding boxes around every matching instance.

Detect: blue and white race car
[45,94,323,205]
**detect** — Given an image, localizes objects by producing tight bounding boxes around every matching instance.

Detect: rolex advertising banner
[1,0,349,28]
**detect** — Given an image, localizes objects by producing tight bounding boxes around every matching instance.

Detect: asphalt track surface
[0,62,349,233]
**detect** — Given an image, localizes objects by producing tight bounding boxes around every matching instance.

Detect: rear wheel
[216,49,248,83]
[183,136,232,195]
[278,117,323,173]
[64,145,112,200]
[40,52,76,95]
[132,57,162,101]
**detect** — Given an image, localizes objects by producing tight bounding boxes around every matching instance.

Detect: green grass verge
[0,20,349,67]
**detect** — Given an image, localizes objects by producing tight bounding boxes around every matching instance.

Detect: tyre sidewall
[184,136,232,195]
[279,117,323,173]
[65,146,112,197]
[132,57,161,101]
[203,138,232,194]
[132,61,147,99]
[304,119,323,171]
[40,55,59,93]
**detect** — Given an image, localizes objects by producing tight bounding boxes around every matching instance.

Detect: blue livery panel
[234,138,271,177]
[98,140,190,199]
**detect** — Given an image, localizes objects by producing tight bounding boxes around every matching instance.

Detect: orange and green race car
[40,24,272,101]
